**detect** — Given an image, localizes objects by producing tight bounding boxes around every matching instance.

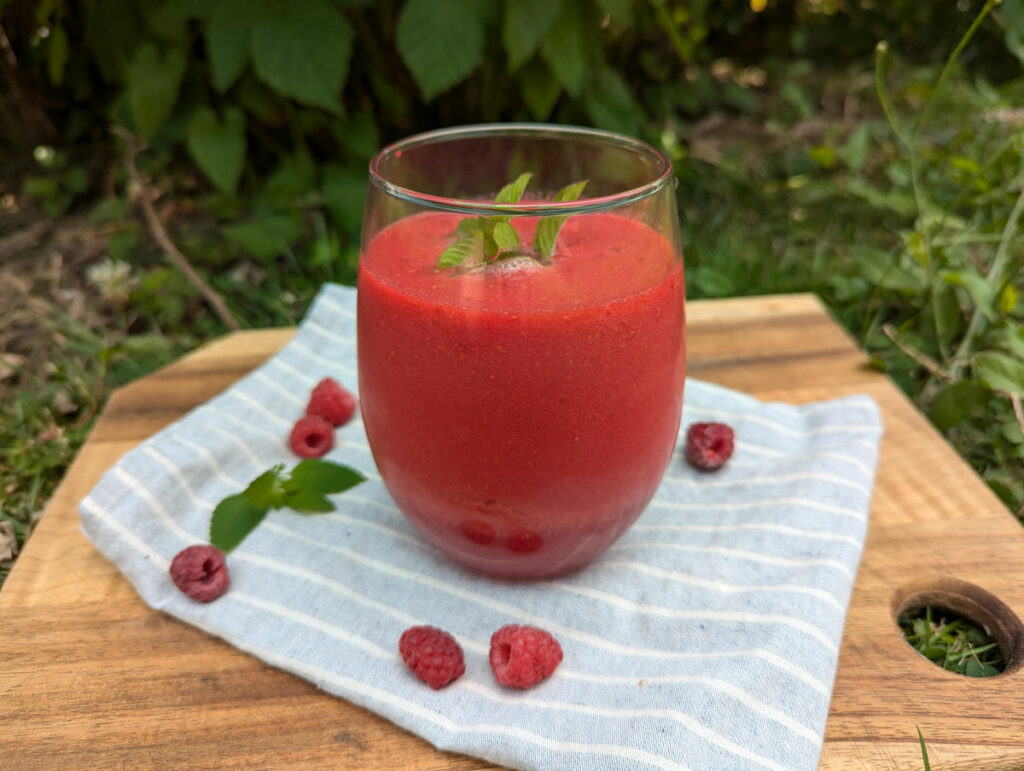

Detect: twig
[882,324,954,381]
[113,127,240,331]
[1011,392,1024,443]
[0,220,54,261]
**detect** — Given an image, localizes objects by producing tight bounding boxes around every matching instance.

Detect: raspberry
[289,415,334,458]
[685,421,735,471]
[306,377,357,427]
[170,545,229,602]
[489,624,563,689]
[399,625,465,689]
[504,528,543,553]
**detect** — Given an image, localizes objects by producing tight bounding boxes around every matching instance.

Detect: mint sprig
[436,173,587,269]
[209,459,366,552]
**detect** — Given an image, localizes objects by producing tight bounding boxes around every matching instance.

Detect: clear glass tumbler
[357,124,684,579]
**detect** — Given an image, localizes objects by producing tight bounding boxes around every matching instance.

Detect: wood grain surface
[2,293,1023,770]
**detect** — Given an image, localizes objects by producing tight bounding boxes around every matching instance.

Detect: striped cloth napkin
[80,283,882,771]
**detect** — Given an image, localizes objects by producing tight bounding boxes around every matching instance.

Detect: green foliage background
[1,0,1023,574]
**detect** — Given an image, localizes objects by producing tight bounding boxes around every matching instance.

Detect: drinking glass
[357,124,684,578]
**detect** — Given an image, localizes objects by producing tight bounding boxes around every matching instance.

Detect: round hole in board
[892,577,1024,677]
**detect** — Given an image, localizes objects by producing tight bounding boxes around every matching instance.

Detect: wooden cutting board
[2,293,1022,769]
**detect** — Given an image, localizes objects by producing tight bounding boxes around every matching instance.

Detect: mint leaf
[533,180,588,258]
[495,172,533,204]
[250,0,352,112]
[503,0,564,72]
[397,0,485,102]
[186,107,246,195]
[286,459,366,495]
[284,488,336,513]
[209,458,365,548]
[492,221,520,252]
[438,227,484,268]
[126,43,186,139]
[210,494,269,552]
[242,465,286,508]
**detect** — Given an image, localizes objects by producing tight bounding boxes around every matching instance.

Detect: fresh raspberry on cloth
[289,415,334,458]
[306,377,357,427]
[169,545,230,602]
[489,624,563,689]
[684,421,735,470]
[399,625,466,689]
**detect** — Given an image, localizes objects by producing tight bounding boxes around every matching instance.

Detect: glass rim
[368,123,673,216]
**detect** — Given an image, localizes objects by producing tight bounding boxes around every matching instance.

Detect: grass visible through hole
[899,605,1004,677]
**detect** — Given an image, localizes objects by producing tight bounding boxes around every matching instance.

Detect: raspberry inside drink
[358,209,684,578]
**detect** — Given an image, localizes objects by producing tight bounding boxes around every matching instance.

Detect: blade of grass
[916,725,931,771]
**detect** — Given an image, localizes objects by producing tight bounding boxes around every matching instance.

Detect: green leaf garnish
[243,465,286,508]
[438,225,484,268]
[286,458,367,495]
[492,221,520,251]
[533,179,588,258]
[209,459,365,552]
[435,172,587,269]
[210,494,269,553]
[494,171,532,204]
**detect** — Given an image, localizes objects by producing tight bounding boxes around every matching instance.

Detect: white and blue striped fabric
[80,284,882,771]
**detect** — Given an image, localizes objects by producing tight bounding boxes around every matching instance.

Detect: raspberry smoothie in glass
[357,125,684,578]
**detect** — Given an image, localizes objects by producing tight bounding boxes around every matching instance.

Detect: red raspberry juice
[357,211,684,578]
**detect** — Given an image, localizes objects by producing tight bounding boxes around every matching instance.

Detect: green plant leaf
[939,268,996,323]
[533,179,587,258]
[491,221,520,252]
[242,466,285,508]
[503,0,563,72]
[495,172,533,204]
[807,145,838,169]
[540,0,591,97]
[584,67,640,136]
[322,163,367,232]
[206,0,258,92]
[397,0,485,101]
[973,352,1024,397]
[286,459,366,495]
[262,150,316,204]
[333,110,380,161]
[999,284,1018,316]
[845,178,917,217]
[838,124,872,171]
[126,43,186,139]
[85,0,142,83]
[283,488,335,513]
[852,245,927,293]
[223,214,301,258]
[186,107,246,195]
[1005,323,1024,359]
[595,0,632,24]
[916,726,931,771]
[47,25,69,86]
[690,266,736,298]
[250,0,353,112]
[930,380,987,431]
[438,228,484,268]
[210,494,268,552]
[518,57,562,120]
